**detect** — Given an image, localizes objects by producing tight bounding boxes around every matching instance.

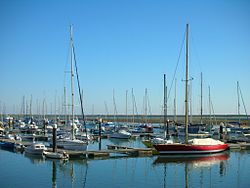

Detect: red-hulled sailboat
[153,24,229,154]
[153,138,229,154]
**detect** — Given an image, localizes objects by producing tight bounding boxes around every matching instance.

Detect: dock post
[167,119,169,135]
[8,118,11,130]
[98,118,102,150]
[53,124,57,152]
[43,118,48,136]
[219,124,223,140]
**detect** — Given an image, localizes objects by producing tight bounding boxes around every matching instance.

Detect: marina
[1,110,250,188]
[1,1,250,187]
[1,137,250,159]
[1,113,249,188]
[1,140,250,159]
[1,136,250,188]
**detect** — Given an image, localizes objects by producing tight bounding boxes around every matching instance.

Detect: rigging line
[72,44,88,142]
[132,90,139,117]
[63,38,71,119]
[104,101,109,116]
[211,100,217,125]
[238,84,249,121]
[64,38,72,84]
[190,33,203,73]
[147,92,152,115]
[82,162,89,188]
[167,30,186,102]
[113,89,118,115]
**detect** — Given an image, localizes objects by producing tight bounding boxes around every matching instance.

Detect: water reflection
[153,152,229,167]
[153,152,230,188]
[109,138,132,145]
[24,153,45,164]
[52,161,57,188]
[2,145,250,188]
[0,146,15,153]
[46,159,68,188]
[49,159,89,188]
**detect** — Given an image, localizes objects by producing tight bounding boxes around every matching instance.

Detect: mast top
[70,25,74,41]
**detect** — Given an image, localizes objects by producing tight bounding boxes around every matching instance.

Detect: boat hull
[153,143,229,154]
[25,148,45,155]
[110,130,131,139]
[0,141,15,149]
[44,151,69,160]
[24,143,47,155]
[57,139,88,151]
[109,133,131,139]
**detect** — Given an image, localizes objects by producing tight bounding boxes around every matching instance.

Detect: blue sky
[0,0,249,116]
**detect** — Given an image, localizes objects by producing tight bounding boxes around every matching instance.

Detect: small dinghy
[43,151,69,160]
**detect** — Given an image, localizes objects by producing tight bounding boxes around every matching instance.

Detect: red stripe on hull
[153,143,229,154]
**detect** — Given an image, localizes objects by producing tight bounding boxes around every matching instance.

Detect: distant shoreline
[3,114,249,124]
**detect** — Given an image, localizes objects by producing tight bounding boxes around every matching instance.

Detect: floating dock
[1,138,250,159]
[52,145,154,159]
[228,142,250,150]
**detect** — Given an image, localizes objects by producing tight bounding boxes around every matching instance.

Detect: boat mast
[200,72,203,125]
[163,74,167,138]
[30,95,32,118]
[126,90,128,124]
[238,82,249,124]
[64,84,67,122]
[237,81,241,126]
[174,78,177,123]
[132,88,135,124]
[185,24,189,144]
[104,101,109,120]
[209,86,212,128]
[113,89,118,123]
[189,80,193,124]
[144,88,148,123]
[70,25,75,140]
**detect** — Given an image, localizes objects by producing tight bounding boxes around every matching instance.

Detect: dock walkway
[1,138,250,159]
[58,145,154,159]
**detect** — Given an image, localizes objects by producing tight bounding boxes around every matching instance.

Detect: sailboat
[153,24,229,154]
[57,25,87,151]
[109,89,131,139]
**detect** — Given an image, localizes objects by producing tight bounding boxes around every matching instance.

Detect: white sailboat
[57,25,87,151]
[110,129,131,139]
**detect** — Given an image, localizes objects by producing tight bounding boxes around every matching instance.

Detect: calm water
[1,139,250,188]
